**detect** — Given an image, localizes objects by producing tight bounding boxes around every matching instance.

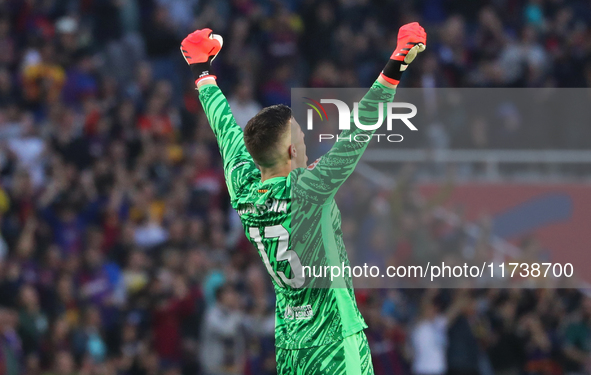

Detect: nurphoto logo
[303,97,418,143]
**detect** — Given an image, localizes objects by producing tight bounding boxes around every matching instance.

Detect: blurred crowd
[0,0,589,374]
[337,170,591,375]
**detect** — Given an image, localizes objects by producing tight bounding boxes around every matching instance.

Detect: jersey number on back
[249,225,305,289]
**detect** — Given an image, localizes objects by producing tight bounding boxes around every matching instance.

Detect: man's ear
[289,144,296,160]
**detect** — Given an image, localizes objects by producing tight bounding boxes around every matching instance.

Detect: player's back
[195,80,398,350]
[236,171,367,349]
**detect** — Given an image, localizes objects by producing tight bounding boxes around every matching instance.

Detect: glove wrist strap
[190,62,213,81]
[195,75,217,86]
[380,73,400,86]
[382,59,408,84]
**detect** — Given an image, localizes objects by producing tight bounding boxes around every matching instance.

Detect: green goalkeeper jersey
[199,82,396,349]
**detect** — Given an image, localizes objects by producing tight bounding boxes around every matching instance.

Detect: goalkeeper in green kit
[181,23,426,375]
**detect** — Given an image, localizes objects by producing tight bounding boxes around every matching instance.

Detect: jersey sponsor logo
[284,305,313,320]
[307,158,321,170]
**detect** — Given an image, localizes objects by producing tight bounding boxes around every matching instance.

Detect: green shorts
[276,331,374,375]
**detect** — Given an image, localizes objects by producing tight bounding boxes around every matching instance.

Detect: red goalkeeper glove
[381,22,427,85]
[181,28,223,85]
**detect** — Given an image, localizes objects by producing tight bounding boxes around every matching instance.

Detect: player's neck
[260,163,291,182]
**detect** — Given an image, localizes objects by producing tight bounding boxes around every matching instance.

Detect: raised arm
[181,29,260,202]
[297,79,397,200]
[297,23,427,200]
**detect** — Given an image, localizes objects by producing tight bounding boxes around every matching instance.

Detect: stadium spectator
[200,284,245,375]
